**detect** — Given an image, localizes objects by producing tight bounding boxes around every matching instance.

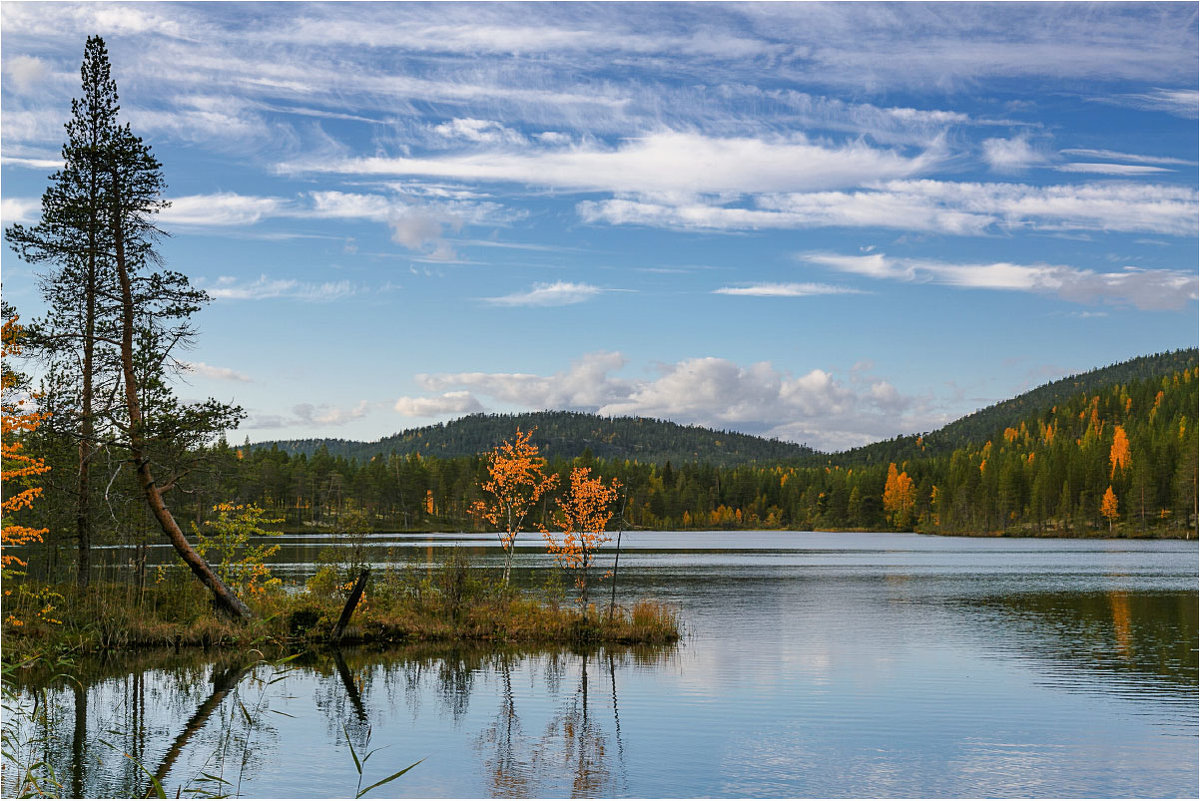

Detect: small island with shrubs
[1,424,680,665]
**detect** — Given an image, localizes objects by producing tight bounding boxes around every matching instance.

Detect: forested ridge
[258,410,815,466]
[12,350,1196,564]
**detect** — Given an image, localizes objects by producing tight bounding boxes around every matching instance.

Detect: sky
[1,2,1197,452]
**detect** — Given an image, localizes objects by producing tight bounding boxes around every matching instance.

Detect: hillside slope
[258,410,815,467]
[254,350,1197,468]
[824,349,1198,467]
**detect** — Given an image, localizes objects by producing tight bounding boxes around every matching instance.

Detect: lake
[6,531,1197,797]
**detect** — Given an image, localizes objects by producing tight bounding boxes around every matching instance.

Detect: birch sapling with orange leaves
[471,428,559,585]
[543,466,621,614]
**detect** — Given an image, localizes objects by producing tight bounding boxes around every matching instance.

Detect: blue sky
[1,2,1197,451]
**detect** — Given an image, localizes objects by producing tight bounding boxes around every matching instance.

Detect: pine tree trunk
[75,247,95,589]
[110,177,252,622]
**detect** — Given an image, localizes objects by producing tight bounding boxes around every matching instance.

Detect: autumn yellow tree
[1109,425,1131,478]
[882,462,916,530]
[1100,485,1120,531]
[471,428,559,585]
[543,466,621,613]
[2,313,53,625]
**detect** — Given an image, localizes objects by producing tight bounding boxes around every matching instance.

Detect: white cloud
[982,135,1045,172]
[417,351,631,410]
[581,180,1198,237]
[279,131,939,196]
[1055,162,1172,176]
[0,155,63,170]
[403,351,940,450]
[243,400,371,429]
[484,281,605,307]
[1104,88,1199,118]
[293,400,370,426]
[713,283,863,298]
[3,55,51,93]
[0,197,41,225]
[803,251,1199,311]
[1058,148,1196,166]
[389,209,463,259]
[160,193,288,226]
[432,118,527,146]
[394,391,484,417]
[204,275,360,302]
[180,361,252,382]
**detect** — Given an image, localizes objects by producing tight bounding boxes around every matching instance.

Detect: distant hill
[825,348,1199,467]
[255,349,1198,467]
[255,410,816,467]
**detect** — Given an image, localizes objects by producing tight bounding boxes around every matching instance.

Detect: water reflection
[961,589,1198,696]
[5,532,1196,797]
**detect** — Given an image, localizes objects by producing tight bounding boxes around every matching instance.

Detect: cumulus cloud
[394,390,485,417]
[398,351,942,450]
[389,208,463,259]
[3,55,51,93]
[243,400,371,429]
[982,135,1046,172]
[181,361,252,382]
[485,281,605,307]
[416,351,631,410]
[803,251,1199,310]
[293,400,370,426]
[0,197,41,225]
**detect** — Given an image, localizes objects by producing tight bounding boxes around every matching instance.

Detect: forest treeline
[14,358,1197,576]
[260,409,816,466]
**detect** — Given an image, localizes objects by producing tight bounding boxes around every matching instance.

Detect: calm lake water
[8,531,1198,798]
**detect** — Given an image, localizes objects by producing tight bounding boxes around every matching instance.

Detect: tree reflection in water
[471,646,666,797]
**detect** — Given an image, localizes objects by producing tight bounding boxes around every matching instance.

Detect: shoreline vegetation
[2,549,681,667]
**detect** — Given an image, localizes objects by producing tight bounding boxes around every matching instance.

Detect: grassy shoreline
[1,566,680,666]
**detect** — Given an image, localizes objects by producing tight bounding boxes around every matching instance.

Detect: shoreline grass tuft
[2,552,681,664]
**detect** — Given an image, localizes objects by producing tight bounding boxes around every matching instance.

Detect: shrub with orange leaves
[2,315,51,577]
[543,466,620,611]
[471,428,559,585]
[2,313,54,627]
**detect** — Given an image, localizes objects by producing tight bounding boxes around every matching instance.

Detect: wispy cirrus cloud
[713,282,863,298]
[277,131,940,196]
[204,275,360,302]
[803,251,1199,311]
[580,180,1199,237]
[484,281,607,307]
[180,361,252,382]
[1058,148,1196,166]
[1055,163,1173,176]
[1095,88,1199,119]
